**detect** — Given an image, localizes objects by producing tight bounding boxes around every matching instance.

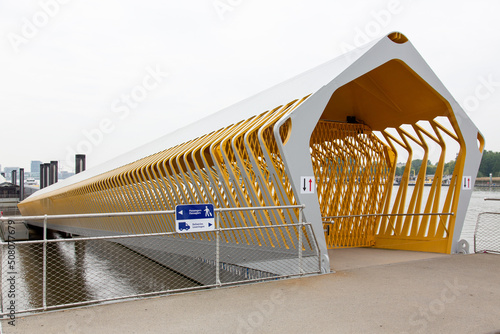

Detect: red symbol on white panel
[300,176,315,194]
[462,176,472,190]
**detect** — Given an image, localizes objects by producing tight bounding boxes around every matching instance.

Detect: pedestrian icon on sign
[205,206,212,217]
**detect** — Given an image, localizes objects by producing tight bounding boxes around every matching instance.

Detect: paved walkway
[2,251,499,333]
[328,247,448,271]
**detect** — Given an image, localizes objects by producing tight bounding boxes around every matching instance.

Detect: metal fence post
[43,215,47,311]
[298,206,303,275]
[215,210,221,286]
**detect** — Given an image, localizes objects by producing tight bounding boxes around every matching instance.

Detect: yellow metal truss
[374,119,466,253]
[314,117,469,253]
[19,97,311,250]
[311,121,393,248]
[19,33,484,257]
[20,103,470,254]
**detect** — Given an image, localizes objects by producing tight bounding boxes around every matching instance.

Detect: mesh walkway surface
[2,252,499,334]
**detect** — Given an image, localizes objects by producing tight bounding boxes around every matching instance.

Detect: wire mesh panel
[218,224,321,284]
[0,223,320,315]
[474,212,500,254]
[0,234,206,313]
[1,241,43,313]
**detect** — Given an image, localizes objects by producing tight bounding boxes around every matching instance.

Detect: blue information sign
[175,204,215,233]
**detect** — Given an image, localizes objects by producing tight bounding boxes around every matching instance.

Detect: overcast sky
[1,0,499,172]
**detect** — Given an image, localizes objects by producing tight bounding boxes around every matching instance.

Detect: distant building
[29,172,40,180]
[0,182,19,198]
[4,167,19,175]
[59,171,75,180]
[3,167,19,182]
[0,181,38,200]
[31,160,42,173]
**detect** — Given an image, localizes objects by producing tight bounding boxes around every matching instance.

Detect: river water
[3,230,199,313]
[3,187,500,313]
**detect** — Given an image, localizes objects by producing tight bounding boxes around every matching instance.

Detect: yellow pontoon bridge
[19,32,483,274]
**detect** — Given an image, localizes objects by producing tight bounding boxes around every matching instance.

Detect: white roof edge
[28,35,387,199]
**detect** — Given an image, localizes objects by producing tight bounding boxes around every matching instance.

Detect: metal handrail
[0,204,306,222]
[322,212,454,222]
[0,222,310,246]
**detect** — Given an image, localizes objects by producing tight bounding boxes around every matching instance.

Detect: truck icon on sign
[178,222,190,231]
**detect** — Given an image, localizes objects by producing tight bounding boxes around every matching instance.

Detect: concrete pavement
[2,251,499,333]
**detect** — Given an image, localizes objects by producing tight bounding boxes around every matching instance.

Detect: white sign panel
[300,176,315,194]
[175,204,215,233]
[462,176,472,190]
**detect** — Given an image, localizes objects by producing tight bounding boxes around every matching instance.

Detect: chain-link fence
[474,212,500,254]
[0,206,321,316]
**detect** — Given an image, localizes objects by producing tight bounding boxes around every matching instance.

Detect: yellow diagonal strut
[311,121,393,248]
[312,118,464,253]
